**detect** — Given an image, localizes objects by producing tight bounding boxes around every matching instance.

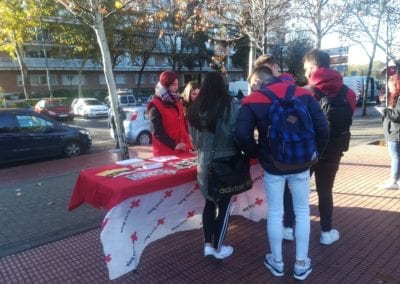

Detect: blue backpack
[259,85,318,171]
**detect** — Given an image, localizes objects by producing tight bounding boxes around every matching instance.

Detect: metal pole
[385,10,389,107]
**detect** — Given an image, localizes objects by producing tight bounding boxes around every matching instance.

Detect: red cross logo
[130,199,141,208]
[131,232,138,243]
[187,210,195,218]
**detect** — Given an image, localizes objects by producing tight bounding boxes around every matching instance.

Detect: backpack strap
[309,85,326,100]
[258,87,277,102]
[258,84,296,102]
[337,85,349,99]
[284,84,296,99]
[309,84,349,100]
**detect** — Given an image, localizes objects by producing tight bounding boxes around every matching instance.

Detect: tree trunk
[15,44,31,100]
[248,41,256,94]
[362,0,385,116]
[93,12,129,160]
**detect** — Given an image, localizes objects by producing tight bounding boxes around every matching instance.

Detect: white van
[105,89,139,107]
[228,80,249,97]
[343,76,380,104]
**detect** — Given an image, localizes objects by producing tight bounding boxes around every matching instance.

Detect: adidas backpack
[259,85,318,171]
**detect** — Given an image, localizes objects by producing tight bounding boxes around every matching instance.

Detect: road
[69,116,115,153]
[0,105,385,258]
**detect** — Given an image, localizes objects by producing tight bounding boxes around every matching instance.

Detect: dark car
[0,108,92,164]
[34,98,74,121]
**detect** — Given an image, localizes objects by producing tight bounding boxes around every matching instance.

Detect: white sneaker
[264,254,284,277]
[213,245,233,259]
[320,229,340,245]
[378,180,399,190]
[204,245,215,258]
[294,258,312,280]
[283,227,294,241]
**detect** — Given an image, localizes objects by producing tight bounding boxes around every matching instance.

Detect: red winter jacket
[148,97,193,156]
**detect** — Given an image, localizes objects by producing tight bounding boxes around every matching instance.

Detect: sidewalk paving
[1,142,400,283]
[1,106,399,283]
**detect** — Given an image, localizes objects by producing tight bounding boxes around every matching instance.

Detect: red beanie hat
[159,71,178,88]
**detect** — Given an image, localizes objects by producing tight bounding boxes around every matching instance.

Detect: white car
[71,98,109,118]
[109,106,152,145]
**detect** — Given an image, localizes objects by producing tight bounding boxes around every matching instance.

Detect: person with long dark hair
[379,74,400,190]
[187,71,238,259]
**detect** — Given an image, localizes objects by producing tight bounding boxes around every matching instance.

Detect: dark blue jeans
[283,153,342,232]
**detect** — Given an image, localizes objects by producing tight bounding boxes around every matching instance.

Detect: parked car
[105,89,140,108]
[109,106,152,145]
[0,108,91,164]
[71,98,109,118]
[34,98,74,121]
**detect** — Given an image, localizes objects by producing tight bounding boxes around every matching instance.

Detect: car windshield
[46,100,66,107]
[85,99,103,106]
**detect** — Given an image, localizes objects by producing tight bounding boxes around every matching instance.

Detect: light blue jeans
[388,141,400,181]
[264,170,310,262]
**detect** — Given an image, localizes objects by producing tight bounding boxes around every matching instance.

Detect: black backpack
[311,85,353,153]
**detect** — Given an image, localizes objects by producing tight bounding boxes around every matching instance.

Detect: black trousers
[283,152,342,232]
[202,196,231,250]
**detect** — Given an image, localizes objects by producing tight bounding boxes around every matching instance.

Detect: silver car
[109,106,152,145]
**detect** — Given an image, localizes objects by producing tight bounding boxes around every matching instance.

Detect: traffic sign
[330,55,348,64]
[322,46,349,56]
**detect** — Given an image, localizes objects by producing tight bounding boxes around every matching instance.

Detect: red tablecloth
[69,154,197,211]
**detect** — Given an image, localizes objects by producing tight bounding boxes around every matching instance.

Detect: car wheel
[136,131,151,145]
[64,141,82,157]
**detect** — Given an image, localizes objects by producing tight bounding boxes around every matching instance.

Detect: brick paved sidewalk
[1,142,399,283]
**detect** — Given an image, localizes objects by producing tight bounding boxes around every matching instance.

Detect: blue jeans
[264,170,310,262]
[388,141,400,181]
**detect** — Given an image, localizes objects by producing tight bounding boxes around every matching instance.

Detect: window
[16,115,53,132]
[99,74,126,85]
[115,74,126,84]
[148,56,155,65]
[61,74,85,85]
[150,74,157,83]
[20,75,57,86]
[135,74,145,84]
[0,114,18,133]
[99,74,106,85]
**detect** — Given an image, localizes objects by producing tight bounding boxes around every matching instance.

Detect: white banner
[100,164,266,280]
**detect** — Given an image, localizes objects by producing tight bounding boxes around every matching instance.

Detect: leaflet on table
[167,157,197,170]
[115,158,144,167]
[148,155,179,162]
[96,167,131,177]
[125,169,177,180]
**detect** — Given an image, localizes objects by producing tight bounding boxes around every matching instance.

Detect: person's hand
[175,142,187,152]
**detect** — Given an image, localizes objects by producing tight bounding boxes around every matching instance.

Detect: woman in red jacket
[147,70,193,156]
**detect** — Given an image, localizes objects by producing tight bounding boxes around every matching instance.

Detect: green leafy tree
[50,13,99,98]
[0,0,47,99]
